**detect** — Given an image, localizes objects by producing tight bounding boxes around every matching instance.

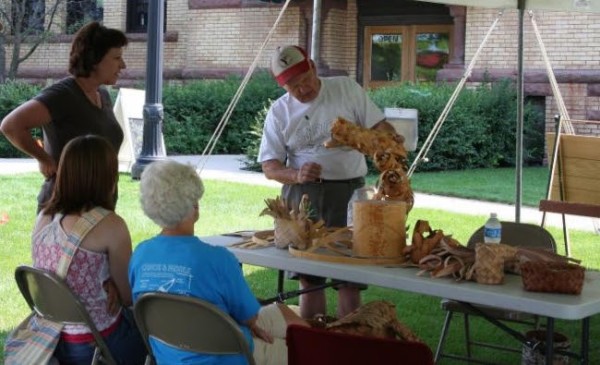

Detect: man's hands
[296,162,322,184]
[262,159,323,185]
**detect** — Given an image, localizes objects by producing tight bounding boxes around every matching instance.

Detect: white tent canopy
[423,0,600,13]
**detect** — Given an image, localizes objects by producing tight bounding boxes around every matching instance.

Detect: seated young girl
[32,135,146,364]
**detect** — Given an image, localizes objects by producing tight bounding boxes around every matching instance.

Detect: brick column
[447,5,466,69]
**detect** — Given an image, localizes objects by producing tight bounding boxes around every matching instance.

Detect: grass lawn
[1,167,598,364]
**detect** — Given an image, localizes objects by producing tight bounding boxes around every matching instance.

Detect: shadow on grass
[0,330,8,364]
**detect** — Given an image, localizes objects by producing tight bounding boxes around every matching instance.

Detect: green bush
[368,79,544,172]
[0,73,283,158]
[0,81,42,157]
[162,71,283,155]
[241,103,270,171]
[0,75,544,175]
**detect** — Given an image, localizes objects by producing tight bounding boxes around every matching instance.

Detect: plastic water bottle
[483,213,502,244]
[347,200,354,227]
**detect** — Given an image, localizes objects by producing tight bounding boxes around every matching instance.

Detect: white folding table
[202,234,600,364]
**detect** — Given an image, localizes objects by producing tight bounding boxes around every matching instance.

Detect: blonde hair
[140,160,204,228]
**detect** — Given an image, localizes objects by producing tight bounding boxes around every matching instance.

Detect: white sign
[384,108,418,151]
[113,88,165,173]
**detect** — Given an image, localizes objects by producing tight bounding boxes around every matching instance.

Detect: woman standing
[0,21,128,211]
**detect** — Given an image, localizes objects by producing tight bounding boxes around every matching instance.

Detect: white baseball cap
[271,45,311,87]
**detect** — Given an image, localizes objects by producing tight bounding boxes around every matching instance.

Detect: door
[364,25,452,89]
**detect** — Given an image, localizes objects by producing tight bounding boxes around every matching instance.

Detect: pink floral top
[32,214,120,334]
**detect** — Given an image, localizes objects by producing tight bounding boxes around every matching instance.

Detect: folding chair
[15,265,117,365]
[133,292,256,365]
[286,324,434,365]
[434,222,557,364]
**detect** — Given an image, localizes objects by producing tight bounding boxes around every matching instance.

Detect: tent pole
[311,0,322,65]
[515,0,525,222]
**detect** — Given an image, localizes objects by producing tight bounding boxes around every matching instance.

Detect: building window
[12,0,45,34]
[66,0,104,34]
[364,25,452,89]
[127,0,167,33]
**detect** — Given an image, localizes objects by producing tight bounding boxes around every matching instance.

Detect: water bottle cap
[490,212,497,218]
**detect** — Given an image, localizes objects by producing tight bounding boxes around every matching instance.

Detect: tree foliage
[0,0,65,81]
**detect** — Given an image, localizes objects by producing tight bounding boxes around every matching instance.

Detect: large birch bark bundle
[325,117,414,213]
[326,301,422,343]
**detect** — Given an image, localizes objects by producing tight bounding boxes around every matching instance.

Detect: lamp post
[131,0,166,179]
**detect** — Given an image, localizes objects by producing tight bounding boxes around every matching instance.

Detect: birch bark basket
[352,200,406,258]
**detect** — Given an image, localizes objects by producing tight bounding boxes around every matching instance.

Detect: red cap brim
[275,59,310,87]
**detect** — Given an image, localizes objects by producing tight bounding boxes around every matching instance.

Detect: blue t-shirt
[129,235,261,364]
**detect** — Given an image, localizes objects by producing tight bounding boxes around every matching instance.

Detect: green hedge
[0,73,283,158]
[0,81,43,157]
[0,76,543,174]
[162,72,284,154]
[368,80,544,172]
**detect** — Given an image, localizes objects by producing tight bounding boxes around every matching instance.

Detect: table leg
[581,317,589,365]
[545,317,555,364]
[277,269,285,294]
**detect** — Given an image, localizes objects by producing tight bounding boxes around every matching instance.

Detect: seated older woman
[129,160,309,365]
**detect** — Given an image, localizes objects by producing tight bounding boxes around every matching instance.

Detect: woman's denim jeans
[54,308,147,365]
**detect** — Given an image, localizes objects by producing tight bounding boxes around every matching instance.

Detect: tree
[0,0,65,82]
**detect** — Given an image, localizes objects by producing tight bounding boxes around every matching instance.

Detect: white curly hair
[140,160,204,228]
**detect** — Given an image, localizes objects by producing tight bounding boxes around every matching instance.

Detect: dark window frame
[363,24,453,87]
[11,0,45,35]
[127,0,167,34]
[66,0,104,34]
[356,0,454,86]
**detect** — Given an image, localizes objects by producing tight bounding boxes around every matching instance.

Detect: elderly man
[257,45,397,319]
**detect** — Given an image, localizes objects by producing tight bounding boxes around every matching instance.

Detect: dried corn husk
[260,194,350,251]
[326,301,422,343]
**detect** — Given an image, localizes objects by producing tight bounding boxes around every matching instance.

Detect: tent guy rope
[195,0,293,174]
[407,11,505,177]
[408,9,588,179]
[529,11,574,134]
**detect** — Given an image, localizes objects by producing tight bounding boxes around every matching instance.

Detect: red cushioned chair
[286,324,434,365]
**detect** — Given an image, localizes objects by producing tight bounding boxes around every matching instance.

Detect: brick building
[8,0,600,136]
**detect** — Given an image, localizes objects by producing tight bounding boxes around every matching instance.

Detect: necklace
[75,78,102,108]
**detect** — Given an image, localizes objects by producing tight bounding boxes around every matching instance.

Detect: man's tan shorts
[253,303,288,365]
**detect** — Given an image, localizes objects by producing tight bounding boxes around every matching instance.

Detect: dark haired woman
[33,135,146,364]
[0,21,128,212]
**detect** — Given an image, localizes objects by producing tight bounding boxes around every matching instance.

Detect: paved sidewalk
[1,155,597,233]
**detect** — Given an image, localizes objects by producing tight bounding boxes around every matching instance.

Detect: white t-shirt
[258,76,385,180]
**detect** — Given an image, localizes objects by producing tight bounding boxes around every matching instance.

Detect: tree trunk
[0,34,6,83]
